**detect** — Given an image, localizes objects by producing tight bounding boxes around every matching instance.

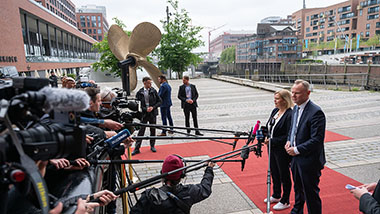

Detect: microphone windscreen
[39,87,90,112]
[252,120,261,134]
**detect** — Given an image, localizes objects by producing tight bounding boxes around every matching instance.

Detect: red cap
[162,155,184,180]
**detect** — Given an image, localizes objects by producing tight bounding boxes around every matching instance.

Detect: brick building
[209,31,254,59]
[0,0,98,75]
[76,5,109,42]
[34,0,77,27]
[236,24,302,64]
[292,0,380,53]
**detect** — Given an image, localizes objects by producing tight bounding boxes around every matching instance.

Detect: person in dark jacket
[158,75,174,136]
[49,71,58,87]
[264,89,293,210]
[130,155,215,214]
[351,179,380,214]
[132,77,162,155]
[177,76,202,135]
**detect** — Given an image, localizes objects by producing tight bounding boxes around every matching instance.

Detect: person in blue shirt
[158,75,174,136]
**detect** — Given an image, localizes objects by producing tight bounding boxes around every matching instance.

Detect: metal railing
[219,73,368,91]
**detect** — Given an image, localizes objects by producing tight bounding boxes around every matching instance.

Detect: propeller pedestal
[118,57,136,96]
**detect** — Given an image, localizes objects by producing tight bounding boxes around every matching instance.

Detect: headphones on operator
[160,154,187,179]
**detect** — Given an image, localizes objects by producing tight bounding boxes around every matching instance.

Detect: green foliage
[220,46,236,64]
[67,73,76,79]
[92,17,131,77]
[297,59,323,64]
[365,34,380,48]
[153,0,204,79]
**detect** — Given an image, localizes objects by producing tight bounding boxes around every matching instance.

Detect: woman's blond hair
[275,89,294,109]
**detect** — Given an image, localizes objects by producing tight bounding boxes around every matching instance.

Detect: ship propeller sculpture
[107,22,162,91]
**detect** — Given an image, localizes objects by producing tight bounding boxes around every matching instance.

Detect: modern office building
[209,31,255,59]
[0,0,98,75]
[76,5,109,41]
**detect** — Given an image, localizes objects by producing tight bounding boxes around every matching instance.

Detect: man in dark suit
[158,75,174,136]
[132,77,162,155]
[285,79,326,214]
[351,179,380,214]
[177,76,203,135]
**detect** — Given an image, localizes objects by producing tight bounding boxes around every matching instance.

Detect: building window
[82,29,86,33]
[376,30,380,35]
[97,29,102,34]
[368,14,379,20]
[88,29,92,34]
[366,31,370,37]
[360,10,363,16]
[92,36,97,40]
[367,24,371,29]
[306,27,310,32]
[91,16,96,27]
[306,16,309,21]
[87,16,90,27]
[80,16,85,27]
[98,36,102,41]
[368,6,379,14]
[377,22,380,28]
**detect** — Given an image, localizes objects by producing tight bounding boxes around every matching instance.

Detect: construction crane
[207,24,226,54]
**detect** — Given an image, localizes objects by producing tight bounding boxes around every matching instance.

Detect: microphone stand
[266,138,272,213]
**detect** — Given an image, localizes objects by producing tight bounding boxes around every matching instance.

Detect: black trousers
[183,105,199,133]
[270,148,292,204]
[291,159,322,214]
[135,115,157,150]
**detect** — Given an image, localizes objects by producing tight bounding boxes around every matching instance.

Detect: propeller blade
[138,59,163,88]
[129,22,161,58]
[129,66,138,91]
[108,25,130,61]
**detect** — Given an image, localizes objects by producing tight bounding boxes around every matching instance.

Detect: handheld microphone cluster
[104,129,131,148]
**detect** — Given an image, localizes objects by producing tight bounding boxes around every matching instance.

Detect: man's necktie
[290,105,300,147]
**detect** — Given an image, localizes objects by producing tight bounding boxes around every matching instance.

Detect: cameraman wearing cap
[130,155,215,214]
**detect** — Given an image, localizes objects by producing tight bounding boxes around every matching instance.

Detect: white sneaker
[273,202,291,210]
[263,196,281,204]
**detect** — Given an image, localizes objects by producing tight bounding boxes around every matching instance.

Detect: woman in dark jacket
[264,89,293,211]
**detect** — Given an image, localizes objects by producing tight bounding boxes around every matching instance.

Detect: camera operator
[351,180,380,214]
[132,77,162,155]
[130,155,215,214]
[100,87,117,110]
[81,87,123,134]
[264,89,293,210]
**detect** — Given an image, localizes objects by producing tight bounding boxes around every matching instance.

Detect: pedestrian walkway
[99,77,380,213]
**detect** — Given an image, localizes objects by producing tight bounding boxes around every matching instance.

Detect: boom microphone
[104,129,131,148]
[38,87,90,111]
[240,145,250,171]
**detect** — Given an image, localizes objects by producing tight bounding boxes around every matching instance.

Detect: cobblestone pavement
[99,78,380,213]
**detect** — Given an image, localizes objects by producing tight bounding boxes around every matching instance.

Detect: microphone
[252,120,260,135]
[104,129,131,148]
[38,87,90,112]
[240,145,250,171]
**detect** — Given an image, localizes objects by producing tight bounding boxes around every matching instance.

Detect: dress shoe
[168,131,174,134]
[131,149,140,156]
[195,132,203,136]
[158,133,167,136]
[150,147,157,152]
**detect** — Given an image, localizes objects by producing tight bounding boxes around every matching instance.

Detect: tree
[365,34,380,49]
[220,46,236,64]
[154,0,204,79]
[92,17,131,77]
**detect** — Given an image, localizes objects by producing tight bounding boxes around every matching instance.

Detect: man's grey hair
[294,79,310,91]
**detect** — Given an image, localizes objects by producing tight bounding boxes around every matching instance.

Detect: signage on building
[0,56,18,63]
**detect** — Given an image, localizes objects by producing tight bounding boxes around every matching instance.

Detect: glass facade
[20,12,98,62]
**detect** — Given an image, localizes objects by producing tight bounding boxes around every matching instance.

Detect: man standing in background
[178,76,203,136]
[158,75,174,136]
[132,77,162,155]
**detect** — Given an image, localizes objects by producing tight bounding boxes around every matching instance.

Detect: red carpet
[132,131,360,213]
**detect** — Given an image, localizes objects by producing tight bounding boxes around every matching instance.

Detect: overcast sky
[71,0,346,52]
